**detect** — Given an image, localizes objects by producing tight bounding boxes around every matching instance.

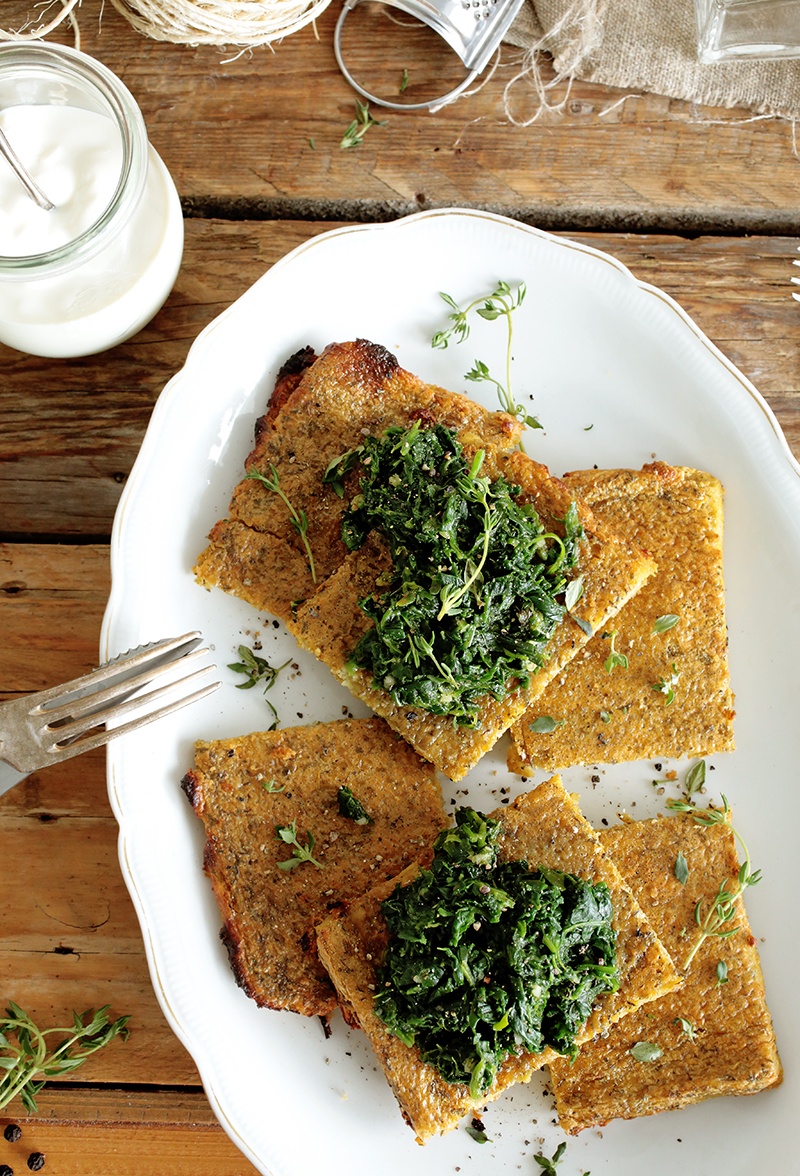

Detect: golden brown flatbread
[181,717,447,1018]
[509,463,735,773]
[194,339,524,623]
[197,341,657,780]
[315,775,682,1142]
[549,810,782,1132]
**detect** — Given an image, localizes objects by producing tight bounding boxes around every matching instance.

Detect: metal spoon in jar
[0,124,55,211]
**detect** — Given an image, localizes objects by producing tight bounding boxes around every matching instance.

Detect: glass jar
[695,0,800,62]
[0,43,184,358]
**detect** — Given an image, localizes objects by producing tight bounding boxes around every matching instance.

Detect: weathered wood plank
[1,224,797,536]
[41,2,800,230]
[0,1109,259,1176]
[0,544,110,686]
[0,544,201,1088]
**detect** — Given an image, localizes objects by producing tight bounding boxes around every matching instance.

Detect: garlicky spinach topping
[373,808,619,1098]
[325,422,584,726]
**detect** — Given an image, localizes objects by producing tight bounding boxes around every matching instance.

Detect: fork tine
[38,647,213,725]
[44,662,218,747]
[44,679,221,762]
[28,632,205,711]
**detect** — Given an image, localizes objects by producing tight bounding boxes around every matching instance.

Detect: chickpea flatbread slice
[549,810,782,1132]
[510,463,735,773]
[315,775,682,1142]
[181,717,447,1018]
[291,447,656,781]
[194,339,524,623]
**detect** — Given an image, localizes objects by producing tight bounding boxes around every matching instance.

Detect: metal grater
[333,0,526,111]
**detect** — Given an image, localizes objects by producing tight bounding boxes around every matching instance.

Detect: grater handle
[334,0,482,112]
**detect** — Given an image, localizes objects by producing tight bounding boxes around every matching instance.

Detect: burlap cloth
[506,0,800,119]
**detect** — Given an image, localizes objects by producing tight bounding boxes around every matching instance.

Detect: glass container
[0,43,184,358]
[695,0,800,62]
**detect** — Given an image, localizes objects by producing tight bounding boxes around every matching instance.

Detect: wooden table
[1,3,798,1171]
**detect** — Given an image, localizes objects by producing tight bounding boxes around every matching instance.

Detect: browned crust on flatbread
[315,775,681,1142]
[549,811,782,1132]
[195,342,656,778]
[509,463,735,773]
[181,717,447,1018]
[195,338,524,618]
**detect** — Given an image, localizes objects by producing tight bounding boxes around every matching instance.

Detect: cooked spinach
[325,422,584,726]
[337,785,372,824]
[373,808,618,1098]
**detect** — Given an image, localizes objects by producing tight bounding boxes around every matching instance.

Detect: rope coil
[1,0,333,48]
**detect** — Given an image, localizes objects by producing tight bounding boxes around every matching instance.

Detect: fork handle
[0,759,26,799]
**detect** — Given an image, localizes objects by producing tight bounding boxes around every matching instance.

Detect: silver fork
[0,632,220,797]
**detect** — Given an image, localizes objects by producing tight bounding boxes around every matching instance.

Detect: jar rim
[0,42,149,276]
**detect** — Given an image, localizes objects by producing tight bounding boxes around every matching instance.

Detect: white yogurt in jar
[0,101,184,358]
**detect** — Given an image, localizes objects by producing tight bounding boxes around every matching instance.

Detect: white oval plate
[102,209,800,1176]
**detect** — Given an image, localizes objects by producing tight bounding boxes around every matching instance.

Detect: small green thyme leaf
[261,778,285,793]
[629,1040,662,1063]
[716,959,729,986]
[603,630,629,673]
[653,614,679,634]
[674,850,689,885]
[674,1016,697,1041]
[600,710,612,723]
[275,821,323,870]
[534,1141,567,1173]
[466,1118,490,1143]
[530,715,564,734]
[652,662,680,705]
[685,759,706,796]
[337,785,372,825]
[564,574,584,611]
[400,68,410,92]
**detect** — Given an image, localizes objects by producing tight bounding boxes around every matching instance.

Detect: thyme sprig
[652,662,680,705]
[431,281,540,435]
[0,1003,129,1114]
[245,465,317,583]
[275,821,323,871]
[341,99,386,148]
[666,794,761,970]
[227,644,290,729]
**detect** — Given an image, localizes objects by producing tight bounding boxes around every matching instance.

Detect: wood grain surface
[1,221,797,538]
[16,1,800,232]
[1,1,799,1170]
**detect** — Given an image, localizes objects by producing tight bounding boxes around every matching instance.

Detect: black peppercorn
[26,1156,45,1172]
[0,1163,13,1176]
[2,1124,21,1143]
